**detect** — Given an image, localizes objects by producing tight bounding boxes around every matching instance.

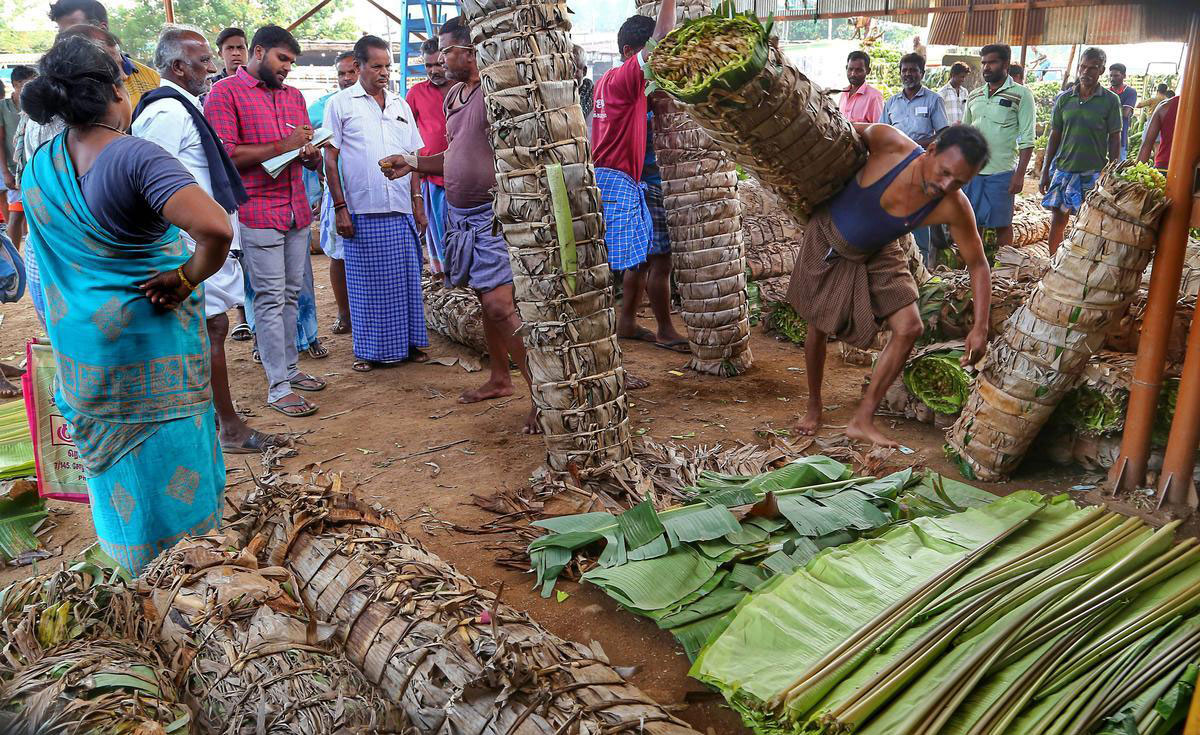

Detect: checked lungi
[343,212,429,362]
[596,167,652,271]
[422,179,448,275]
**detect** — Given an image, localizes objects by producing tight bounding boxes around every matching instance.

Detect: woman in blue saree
[21,36,234,573]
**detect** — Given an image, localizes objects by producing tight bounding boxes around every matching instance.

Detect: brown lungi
[785,207,919,349]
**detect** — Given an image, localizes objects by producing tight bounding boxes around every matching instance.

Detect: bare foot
[522,406,541,434]
[846,415,900,448]
[459,378,514,404]
[626,373,650,390]
[0,374,20,399]
[795,402,822,435]
[656,326,687,345]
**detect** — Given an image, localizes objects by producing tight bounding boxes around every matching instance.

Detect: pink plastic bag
[23,339,89,504]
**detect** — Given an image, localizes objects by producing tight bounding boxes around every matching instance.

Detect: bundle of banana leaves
[422,275,487,355]
[743,214,802,281]
[693,491,1200,735]
[0,398,33,480]
[647,3,865,221]
[140,534,412,734]
[916,271,1032,344]
[528,456,994,658]
[1053,352,1136,436]
[902,341,971,416]
[992,243,1051,283]
[0,562,193,734]
[1011,197,1051,247]
[1106,291,1195,364]
[949,161,1170,480]
[754,276,806,344]
[228,469,703,735]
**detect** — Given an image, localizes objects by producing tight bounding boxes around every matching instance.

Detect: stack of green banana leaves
[916,271,1032,345]
[0,398,34,480]
[0,560,193,734]
[754,276,806,345]
[0,478,48,565]
[901,341,972,416]
[692,491,1200,735]
[1053,352,1136,437]
[528,455,995,659]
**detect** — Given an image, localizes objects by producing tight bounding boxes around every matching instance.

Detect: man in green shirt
[1040,47,1122,253]
[962,43,1035,250]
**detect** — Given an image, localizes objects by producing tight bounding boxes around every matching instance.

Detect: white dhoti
[184,211,245,319]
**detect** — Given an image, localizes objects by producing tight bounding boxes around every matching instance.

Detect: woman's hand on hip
[138,269,192,309]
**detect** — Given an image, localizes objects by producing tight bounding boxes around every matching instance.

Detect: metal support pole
[1158,23,1200,506]
[1110,13,1200,497]
[164,0,175,23]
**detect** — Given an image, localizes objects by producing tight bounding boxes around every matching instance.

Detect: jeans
[238,224,310,402]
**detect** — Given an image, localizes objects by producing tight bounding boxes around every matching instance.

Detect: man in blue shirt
[883,52,949,264]
[1108,63,1138,159]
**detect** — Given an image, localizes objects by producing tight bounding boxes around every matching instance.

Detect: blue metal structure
[399,0,459,94]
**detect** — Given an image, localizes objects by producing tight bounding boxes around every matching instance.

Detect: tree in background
[0,0,54,54]
[111,0,358,60]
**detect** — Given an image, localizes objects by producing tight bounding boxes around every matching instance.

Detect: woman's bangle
[176,265,196,292]
[333,201,348,211]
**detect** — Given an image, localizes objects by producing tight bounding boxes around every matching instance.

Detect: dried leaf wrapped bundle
[992,243,1051,282]
[1054,352,1135,436]
[0,564,191,734]
[655,108,753,375]
[140,535,411,734]
[228,472,702,735]
[464,0,634,479]
[636,0,753,377]
[948,162,1170,480]
[902,341,971,415]
[1011,197,1051,247]
[1106,290,1195,363]
[736,176,787,217]
[743,215,801,280]
[423,275,488,354]
[917,270,1033,342]
[648,8,865,222]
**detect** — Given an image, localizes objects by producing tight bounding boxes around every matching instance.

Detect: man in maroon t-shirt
[592,2,687,353]
[406,38,451,274]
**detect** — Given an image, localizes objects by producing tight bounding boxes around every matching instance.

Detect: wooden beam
[363,0,408,30]
[164,0,174,23]
[287,0,335,33]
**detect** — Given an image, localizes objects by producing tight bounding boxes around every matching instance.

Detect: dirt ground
[0,254,1116,733]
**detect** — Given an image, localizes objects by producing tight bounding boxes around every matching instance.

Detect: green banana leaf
[1058,384,1129,435]
[0,482,47,562]
[645,1,773,105]
[903,349,970,415]
[765,300,807,345]
[690,491,1047,715]
[1152,377,1181,447]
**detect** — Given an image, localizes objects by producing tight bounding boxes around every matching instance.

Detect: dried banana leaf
[903,341,971,415]
[1053,352,1136,436]
[743,215,801,281]
[228,471,702,735]
[1106,291,1195,364]
[423,276,488,355]
[140,535,411,734]
[647,7,865,221]
[462,0,635,479]
[947,162,1170,481]
[992,244,1051,283]
[917,270,1032,343]
[1011,197,1051,247]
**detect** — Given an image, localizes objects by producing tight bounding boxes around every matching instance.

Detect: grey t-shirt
[78,136,196,244]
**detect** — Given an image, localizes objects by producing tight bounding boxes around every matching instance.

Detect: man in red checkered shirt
[205,25,328,418]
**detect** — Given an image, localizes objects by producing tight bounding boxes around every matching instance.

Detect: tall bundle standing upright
[647,5,866,222]
[638,0,753,376]
[948,163,1169,480]
[463,0,635,480]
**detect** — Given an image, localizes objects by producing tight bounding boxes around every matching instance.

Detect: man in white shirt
[939,61,970,125]
[132,25,277,454]
[323,35,428,372]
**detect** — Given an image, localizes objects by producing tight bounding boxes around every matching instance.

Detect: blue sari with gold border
[22,132,224,573]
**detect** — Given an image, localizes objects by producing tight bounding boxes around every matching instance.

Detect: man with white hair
[132,25,277,454]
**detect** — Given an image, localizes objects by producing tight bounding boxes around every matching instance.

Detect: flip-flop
[221,429,279,454]
[268,397,317,417]
[252,348,262,364]
[331,317,351,335]
[618,327,657,343]
[230,323,252,341]
[408,350,430,364]
[655,339,691,354]
[307,341,330,359]
[291,373,327,392]
[352,360,374,372]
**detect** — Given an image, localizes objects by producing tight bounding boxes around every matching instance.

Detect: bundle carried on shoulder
[948,162,1170,480]
[647,3,866,222]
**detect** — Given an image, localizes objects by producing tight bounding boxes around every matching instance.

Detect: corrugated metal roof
[928,2,1194,46]
[736,0,929,26]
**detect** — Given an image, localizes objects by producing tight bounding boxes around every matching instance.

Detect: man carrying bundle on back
[789,124,993,447]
